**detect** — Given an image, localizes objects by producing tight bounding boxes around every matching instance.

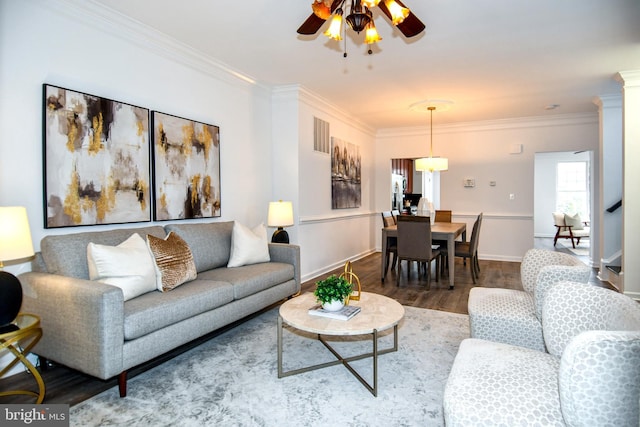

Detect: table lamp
[267,201,294,244]
[0,206,35,328]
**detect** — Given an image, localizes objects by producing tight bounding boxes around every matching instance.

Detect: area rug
[70,306,469,426]
[557,239,590,256]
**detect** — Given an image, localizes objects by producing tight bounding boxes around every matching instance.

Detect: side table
[0,313,45,403]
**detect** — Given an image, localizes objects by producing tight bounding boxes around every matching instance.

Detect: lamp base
[271,228,290,244]
[0,271,23,327]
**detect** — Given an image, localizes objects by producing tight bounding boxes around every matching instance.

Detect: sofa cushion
[468,287,545,351]
[198,262,294,300]
[444,338,563,426]
[147,232,197,292]
[164,222,234,272]
[87,233,158,301]
[227,222,270,268]
[123,279,234,340]
[563,213,584,230]
[40,226,167,279]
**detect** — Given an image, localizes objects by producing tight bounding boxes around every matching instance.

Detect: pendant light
[415,105,448,172]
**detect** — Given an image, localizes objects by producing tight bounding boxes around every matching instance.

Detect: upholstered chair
[468,248,591,351]
[444,281,640,426]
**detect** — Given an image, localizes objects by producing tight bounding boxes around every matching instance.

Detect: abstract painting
[151,111,221,220]
[43,84,151,228]
[331,137,361,209]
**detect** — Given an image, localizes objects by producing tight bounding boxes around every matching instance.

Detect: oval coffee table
[277,292,404,396]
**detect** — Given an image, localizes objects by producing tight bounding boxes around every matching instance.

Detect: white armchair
[468,248,591,351]
[553,211,590,248]
[444,281,640,426]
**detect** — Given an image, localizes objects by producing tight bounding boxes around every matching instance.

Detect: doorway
[533,150,594,261]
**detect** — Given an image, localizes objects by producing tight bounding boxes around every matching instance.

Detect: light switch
[509,193,515,200]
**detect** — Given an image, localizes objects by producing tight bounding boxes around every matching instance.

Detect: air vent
[314,117,330,154]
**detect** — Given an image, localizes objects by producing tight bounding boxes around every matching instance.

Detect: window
[556,161,589,219]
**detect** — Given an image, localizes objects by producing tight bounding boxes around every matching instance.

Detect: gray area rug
[70,306,469,426]
[557,239,590,256]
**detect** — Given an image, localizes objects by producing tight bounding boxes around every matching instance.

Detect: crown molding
[616,70,640,86]
[49,0,264,90]
[376,112,598,138]
[272,85,376,136]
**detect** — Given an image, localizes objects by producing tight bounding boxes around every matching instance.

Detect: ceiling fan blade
[378,0,426,38]
[297,13,327,35]
[297,0,344,35]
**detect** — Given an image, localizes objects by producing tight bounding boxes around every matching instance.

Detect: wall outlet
[463,178,475,188]
[509,193,515,200]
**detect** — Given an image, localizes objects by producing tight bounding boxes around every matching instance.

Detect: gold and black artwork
[43,84,151,228]
[151,111,221,220]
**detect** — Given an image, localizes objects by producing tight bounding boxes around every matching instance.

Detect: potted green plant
[314,275,353,311]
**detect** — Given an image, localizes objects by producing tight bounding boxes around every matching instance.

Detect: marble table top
[279,292,405,336]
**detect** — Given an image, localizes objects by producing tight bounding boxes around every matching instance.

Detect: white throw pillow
[87,233,158,301]
[227,222,270,268]
[564,213,584,230]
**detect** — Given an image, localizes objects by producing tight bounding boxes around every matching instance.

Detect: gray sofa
[19,221,300,397]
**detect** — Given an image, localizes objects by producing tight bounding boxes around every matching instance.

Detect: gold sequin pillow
[147,232,197,292]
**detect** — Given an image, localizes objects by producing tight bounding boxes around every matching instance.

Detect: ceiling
[92,0,640,129]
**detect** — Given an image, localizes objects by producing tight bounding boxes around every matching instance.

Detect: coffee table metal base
[277,315,399,397]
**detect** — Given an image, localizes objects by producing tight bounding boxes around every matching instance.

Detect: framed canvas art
[151,111,221,220]
[331,137,361,209]
[42,84,151,228]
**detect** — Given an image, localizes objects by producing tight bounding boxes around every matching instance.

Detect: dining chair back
[381,211,395,227]
[454,213,483,284]
[433,210,453,258]
[434,210,452,223]
[391,209,400,224]
[396,215,440,288]
[381,212,397,279]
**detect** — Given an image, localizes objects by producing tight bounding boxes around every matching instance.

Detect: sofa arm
[559,330,640,426]
[268,243,301,292]
[18,272,125,380]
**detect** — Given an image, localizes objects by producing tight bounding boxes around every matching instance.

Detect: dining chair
[396,215,440,288]
[381,212,398,278]
[434,210,452,223]
[433,210,452,259]
[391,209,400,224]
[453,213,483,284]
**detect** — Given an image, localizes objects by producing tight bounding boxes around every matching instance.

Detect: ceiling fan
[297,0,425,47]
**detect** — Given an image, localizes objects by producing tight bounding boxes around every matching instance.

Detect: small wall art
[151,111,221,220]
[331,137,361,209]
[42,84,151,228]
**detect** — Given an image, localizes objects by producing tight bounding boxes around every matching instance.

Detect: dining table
[381,221,467,289]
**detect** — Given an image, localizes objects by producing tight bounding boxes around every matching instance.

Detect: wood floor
[1,238,605,406]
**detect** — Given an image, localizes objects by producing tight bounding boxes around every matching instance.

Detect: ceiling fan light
[311,0,332,20]
[345,3,371,33]
[362,0,381,7]
[324,9,344,40]
[364,21,382,44]
[384,0,410,25]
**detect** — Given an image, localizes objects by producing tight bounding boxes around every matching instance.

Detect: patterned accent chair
[468,248,591,351]
[444,281,640,426]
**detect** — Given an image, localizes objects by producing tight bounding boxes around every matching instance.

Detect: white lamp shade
[267,201,294,228]
[0,206,35,263]
[415,157,449,172]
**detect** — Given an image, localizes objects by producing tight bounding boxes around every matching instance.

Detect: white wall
[376,115,600,261]
[274,86,379,280]
[0,0,274,277]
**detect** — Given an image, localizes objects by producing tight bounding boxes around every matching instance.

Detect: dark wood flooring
[1,238,607,406]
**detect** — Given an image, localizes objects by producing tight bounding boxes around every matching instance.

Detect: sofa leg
[118,371,127,397]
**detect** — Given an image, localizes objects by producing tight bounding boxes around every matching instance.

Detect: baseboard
[301,249,376,283]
